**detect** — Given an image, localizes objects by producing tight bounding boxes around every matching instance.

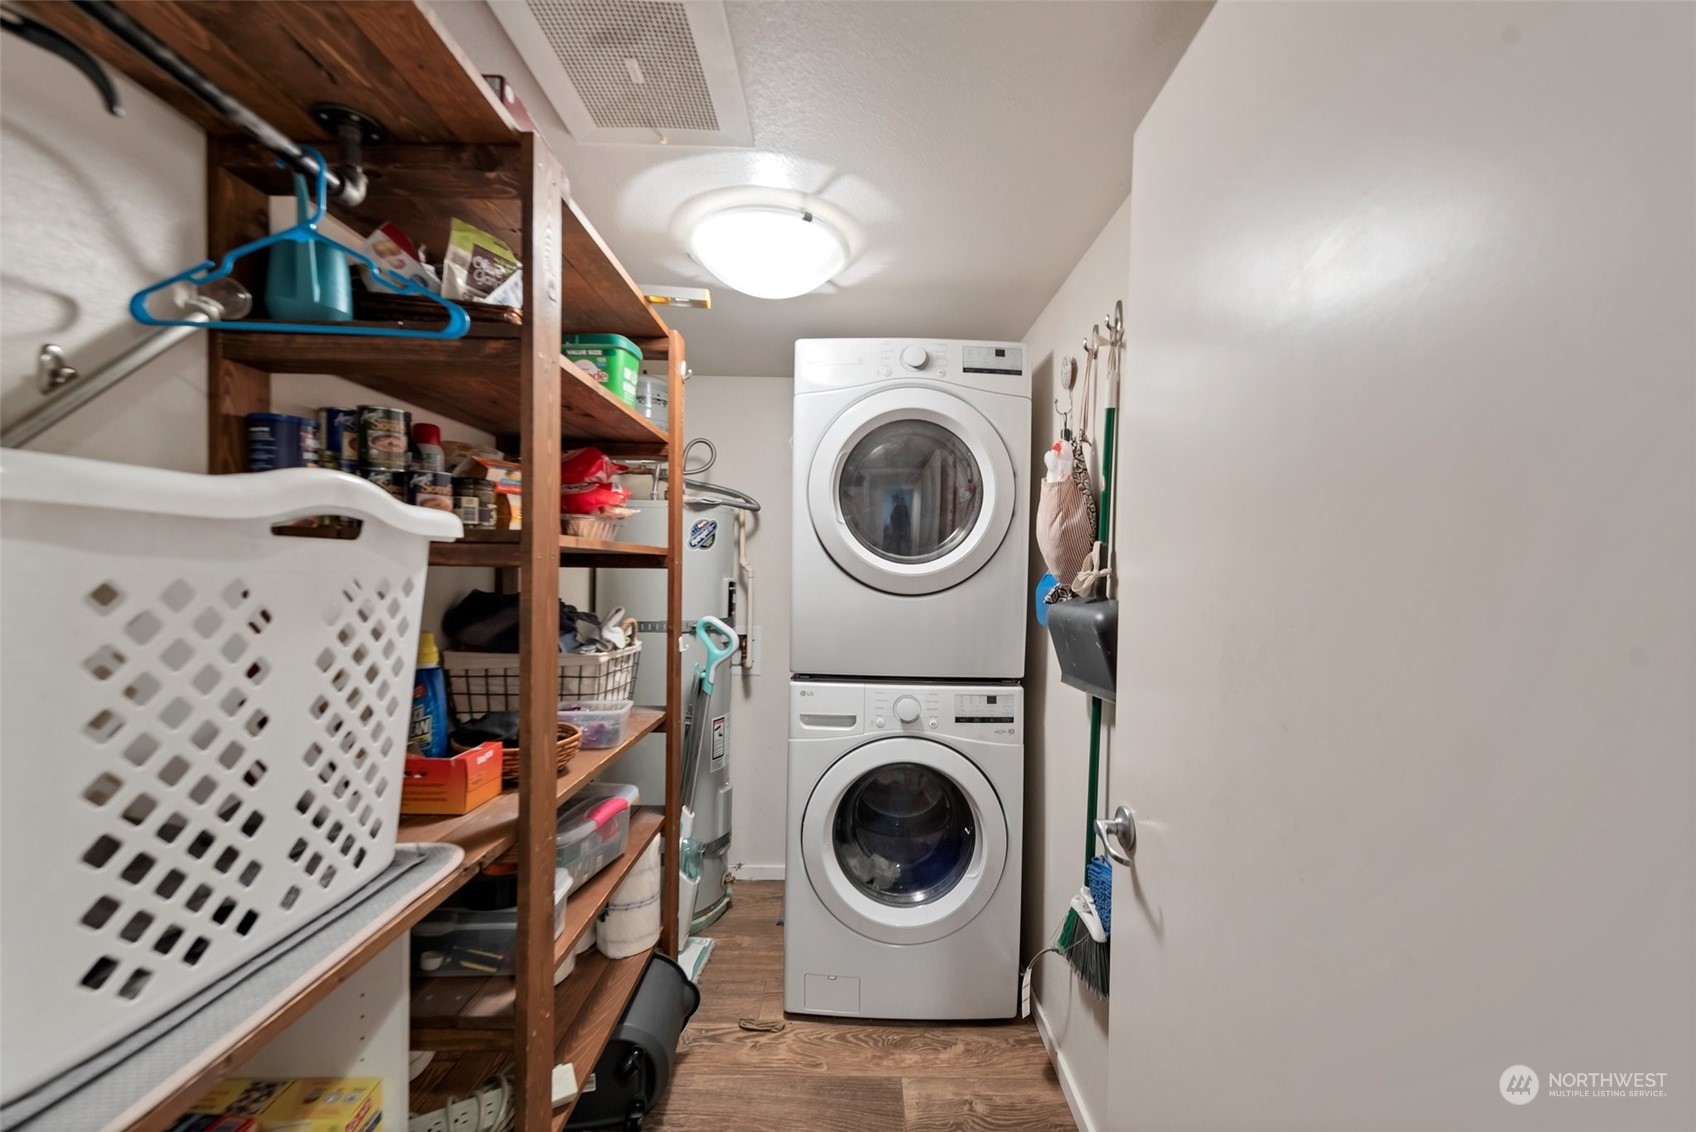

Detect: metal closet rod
[69,0,368,206]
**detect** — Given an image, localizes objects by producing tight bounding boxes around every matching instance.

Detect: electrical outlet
[408,1113,449,1132]
[730,625,762,676]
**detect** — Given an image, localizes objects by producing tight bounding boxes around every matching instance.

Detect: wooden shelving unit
[27,4,688,1129]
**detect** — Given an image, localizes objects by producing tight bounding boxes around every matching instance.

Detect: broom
[1057,320,1121,999]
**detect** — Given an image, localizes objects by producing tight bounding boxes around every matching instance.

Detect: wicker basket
[443,636,641,717]
[455,722,580,787]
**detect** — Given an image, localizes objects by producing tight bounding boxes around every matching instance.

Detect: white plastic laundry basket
[0,450,460,1102]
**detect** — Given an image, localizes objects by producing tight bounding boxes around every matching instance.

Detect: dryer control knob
[900,346,930,370]
[894,695,921,723]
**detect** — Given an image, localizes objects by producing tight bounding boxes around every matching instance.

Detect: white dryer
[792,338,1031,680]
[784,680,1023,1020]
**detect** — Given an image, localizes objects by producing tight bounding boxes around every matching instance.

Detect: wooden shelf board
[23,1,518,145]
[116,853,472,1132]
[549,948,655,1130]
[410,951,654,1126]
[429,530,669,568]
[558,355,670,450]
[408,810,663,1048]
[409,1050,514,1117]
[217,335,668,451]
[397,708,665,872]
[561,198,671,341]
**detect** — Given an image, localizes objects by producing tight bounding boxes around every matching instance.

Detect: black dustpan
[1047,596,1118,701]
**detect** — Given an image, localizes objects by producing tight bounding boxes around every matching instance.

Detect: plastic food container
[556,782,639,891]
[411,868,571,977]
[563,333,640,405]
[558,700,634,748]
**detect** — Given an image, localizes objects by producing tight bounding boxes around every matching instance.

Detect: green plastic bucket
[563,333,641,405]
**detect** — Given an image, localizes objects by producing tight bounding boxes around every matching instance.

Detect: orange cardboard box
[401,741,502,815]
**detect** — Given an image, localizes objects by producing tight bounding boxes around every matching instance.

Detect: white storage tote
[0,450,460,1102]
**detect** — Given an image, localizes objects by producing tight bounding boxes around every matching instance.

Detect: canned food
[317,407,358,472]
[358,405,410,471]
[362,468,407,502]
[409,470,454,512]
[453,476,497,529]
[246,412,316,471]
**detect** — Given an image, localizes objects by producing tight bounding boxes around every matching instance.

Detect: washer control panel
[863,684,1021,738]
[791,681,1022,740]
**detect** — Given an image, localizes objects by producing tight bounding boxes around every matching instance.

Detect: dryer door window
[809,388,1017,595]
[838,422,984,564]
[801,736,1008,946]
[832,761,975,906]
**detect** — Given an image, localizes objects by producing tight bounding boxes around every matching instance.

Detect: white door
[800,736,1007,944]
[1104,5,1693,1130]
[808,387,1015,595]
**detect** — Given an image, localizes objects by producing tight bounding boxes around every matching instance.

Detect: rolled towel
[596,838,662,959]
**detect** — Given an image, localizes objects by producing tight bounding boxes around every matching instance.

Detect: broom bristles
[1066,933,1110,998]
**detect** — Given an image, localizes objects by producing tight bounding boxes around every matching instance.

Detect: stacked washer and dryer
[786,338,1030,1020]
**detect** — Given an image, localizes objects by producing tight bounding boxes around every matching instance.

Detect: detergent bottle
[409,632,450,758]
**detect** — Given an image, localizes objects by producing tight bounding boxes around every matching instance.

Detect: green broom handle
[1083,402,1118,863]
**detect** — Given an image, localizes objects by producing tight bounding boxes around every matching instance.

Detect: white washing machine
[784,679,1023,1019]
[792,338,1031,679]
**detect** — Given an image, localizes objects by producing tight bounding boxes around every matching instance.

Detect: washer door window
[802,737,1007,945]
[810,388,1016,595]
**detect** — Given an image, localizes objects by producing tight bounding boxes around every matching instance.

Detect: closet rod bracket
[312,104,386,207]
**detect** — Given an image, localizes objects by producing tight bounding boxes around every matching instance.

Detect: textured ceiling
[431,1,1211,376]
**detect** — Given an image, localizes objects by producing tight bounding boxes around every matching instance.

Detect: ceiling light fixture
[687,204,849,300]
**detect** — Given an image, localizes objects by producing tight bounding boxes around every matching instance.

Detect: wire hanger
[130,146,470,339]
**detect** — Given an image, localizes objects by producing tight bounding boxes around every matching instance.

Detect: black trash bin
[564,952,702,1130]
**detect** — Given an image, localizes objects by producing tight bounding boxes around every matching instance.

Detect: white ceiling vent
[490,0,752,146]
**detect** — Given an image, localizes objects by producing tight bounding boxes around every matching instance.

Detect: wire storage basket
[442,641,642,719]
[0,450,460,1103]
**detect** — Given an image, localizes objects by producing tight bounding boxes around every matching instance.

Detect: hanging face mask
[1035,364,1098,603]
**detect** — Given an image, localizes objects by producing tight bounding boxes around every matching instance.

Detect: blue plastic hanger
[130,146,470,339]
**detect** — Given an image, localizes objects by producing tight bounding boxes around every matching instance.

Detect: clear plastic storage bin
[556,783,639,891]
[557,700,633,748]
[411,868,571,977]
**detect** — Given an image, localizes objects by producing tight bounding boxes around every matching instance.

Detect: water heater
[594,498,737,917]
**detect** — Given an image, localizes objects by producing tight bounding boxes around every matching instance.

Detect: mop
[680,616,737,932]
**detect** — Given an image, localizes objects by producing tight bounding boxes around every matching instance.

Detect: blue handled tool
[694,616,737,695]
[682,616,738,809]
[131,145,470,339]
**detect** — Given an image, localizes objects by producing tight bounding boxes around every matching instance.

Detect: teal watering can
[264,173,352,323]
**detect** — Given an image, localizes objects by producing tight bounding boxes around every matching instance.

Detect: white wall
[676,374,793,876]
[1,40,207,466]
[1020,195,1132,1132]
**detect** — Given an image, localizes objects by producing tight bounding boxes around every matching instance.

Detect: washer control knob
[894,695,921,723]
[900,345,929,370]
[874,716,885,729]
[929,717,939,730]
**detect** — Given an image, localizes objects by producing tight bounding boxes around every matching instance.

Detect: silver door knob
[1095,805,1137,866]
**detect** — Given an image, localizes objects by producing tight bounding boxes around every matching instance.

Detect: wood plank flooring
[645,882,1076,1132]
